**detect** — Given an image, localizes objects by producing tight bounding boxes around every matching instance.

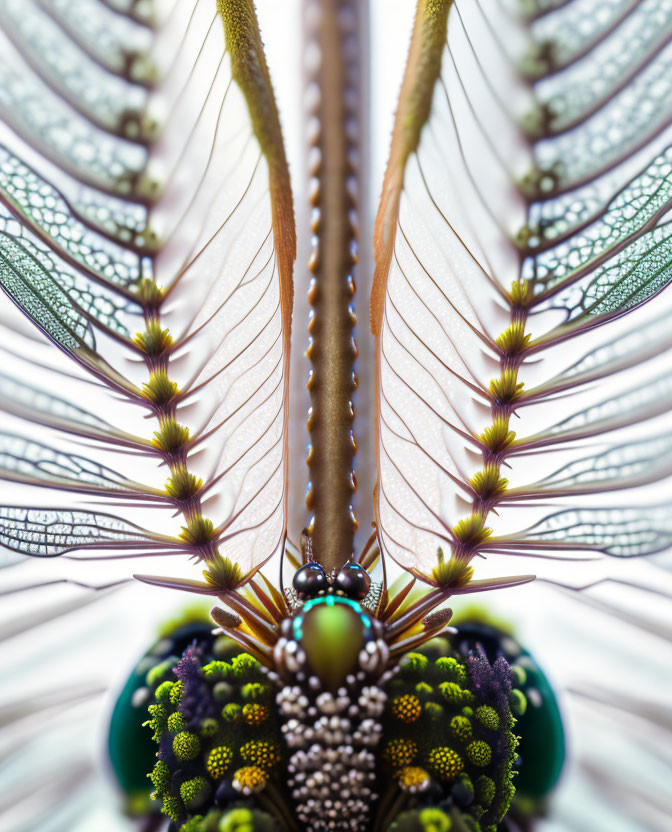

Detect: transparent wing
[371,0,672,587]
[0,0,295,589]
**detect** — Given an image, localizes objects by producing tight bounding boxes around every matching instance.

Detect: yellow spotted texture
[391,693,423,723]
[242,702,269,726]
[233,765,267,793]
[205,745,234,779]
[240,739,281,770]
[427,746,464,781]
[383,738,419,769]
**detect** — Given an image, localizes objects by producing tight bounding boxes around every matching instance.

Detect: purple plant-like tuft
[175,645,215,729]
[468,646,512,716]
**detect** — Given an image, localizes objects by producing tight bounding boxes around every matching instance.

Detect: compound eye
[292,562,328,598]
[334,562,371,600]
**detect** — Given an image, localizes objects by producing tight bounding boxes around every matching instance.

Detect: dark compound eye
[292,562,328,598]
[334,562,371,600]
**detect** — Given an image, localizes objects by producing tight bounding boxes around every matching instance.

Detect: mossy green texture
[153,418,190,454]
[392,0,453,167]
[179,776,210,809]
[168,711,186,733]
[388,805,485,831]
[381,635,526,829]
[432,547,475,587]
[165,467,202,501]
[450,620,566,805]
[181,517,217,547]
[203,556,244,591]
[173,731,201,761]
[145,636,283,827]
[177,806,277,832]
[216,0,290,180]
[107,621,213,797]
[112,614,560,830]
[134,319,173,355]
[142,369,178,405]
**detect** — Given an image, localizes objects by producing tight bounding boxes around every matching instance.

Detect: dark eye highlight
[292,562,328,598]
[334,561,371,600]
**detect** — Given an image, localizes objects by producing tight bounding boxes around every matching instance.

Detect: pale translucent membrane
[531,0,643,69]
[501,574,672,832]
[374,0,672,577]
[535,0,672,133]
[375,9,529,573]
[0,0,295,579]
[0,0,296,820]
[0,1,671,831]
[372,0,672,826]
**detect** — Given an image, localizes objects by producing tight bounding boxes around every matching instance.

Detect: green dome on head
[298,596,369,691]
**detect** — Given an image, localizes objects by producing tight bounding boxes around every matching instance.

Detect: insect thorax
[273,595,390,831]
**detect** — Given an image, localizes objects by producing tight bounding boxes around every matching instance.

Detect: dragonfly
[0,0,671,830]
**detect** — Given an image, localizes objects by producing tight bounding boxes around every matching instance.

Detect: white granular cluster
[279,670,386,832]
[276,685,309,718]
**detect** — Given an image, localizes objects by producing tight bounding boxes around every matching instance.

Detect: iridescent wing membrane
[371,0,672,585]
[0,0,295,586]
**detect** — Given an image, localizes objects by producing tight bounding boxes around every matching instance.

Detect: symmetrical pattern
[1,1,671,832]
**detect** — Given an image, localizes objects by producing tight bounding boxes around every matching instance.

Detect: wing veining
[372,0,672,591]
[0,0,295,590]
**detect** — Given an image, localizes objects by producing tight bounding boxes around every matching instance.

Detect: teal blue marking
[303,596,362,614]
[296,596,371,641]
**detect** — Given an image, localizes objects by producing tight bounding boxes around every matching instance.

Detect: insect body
[136,562,530,831]
[1,0,671,830]
[275,567,388,832]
